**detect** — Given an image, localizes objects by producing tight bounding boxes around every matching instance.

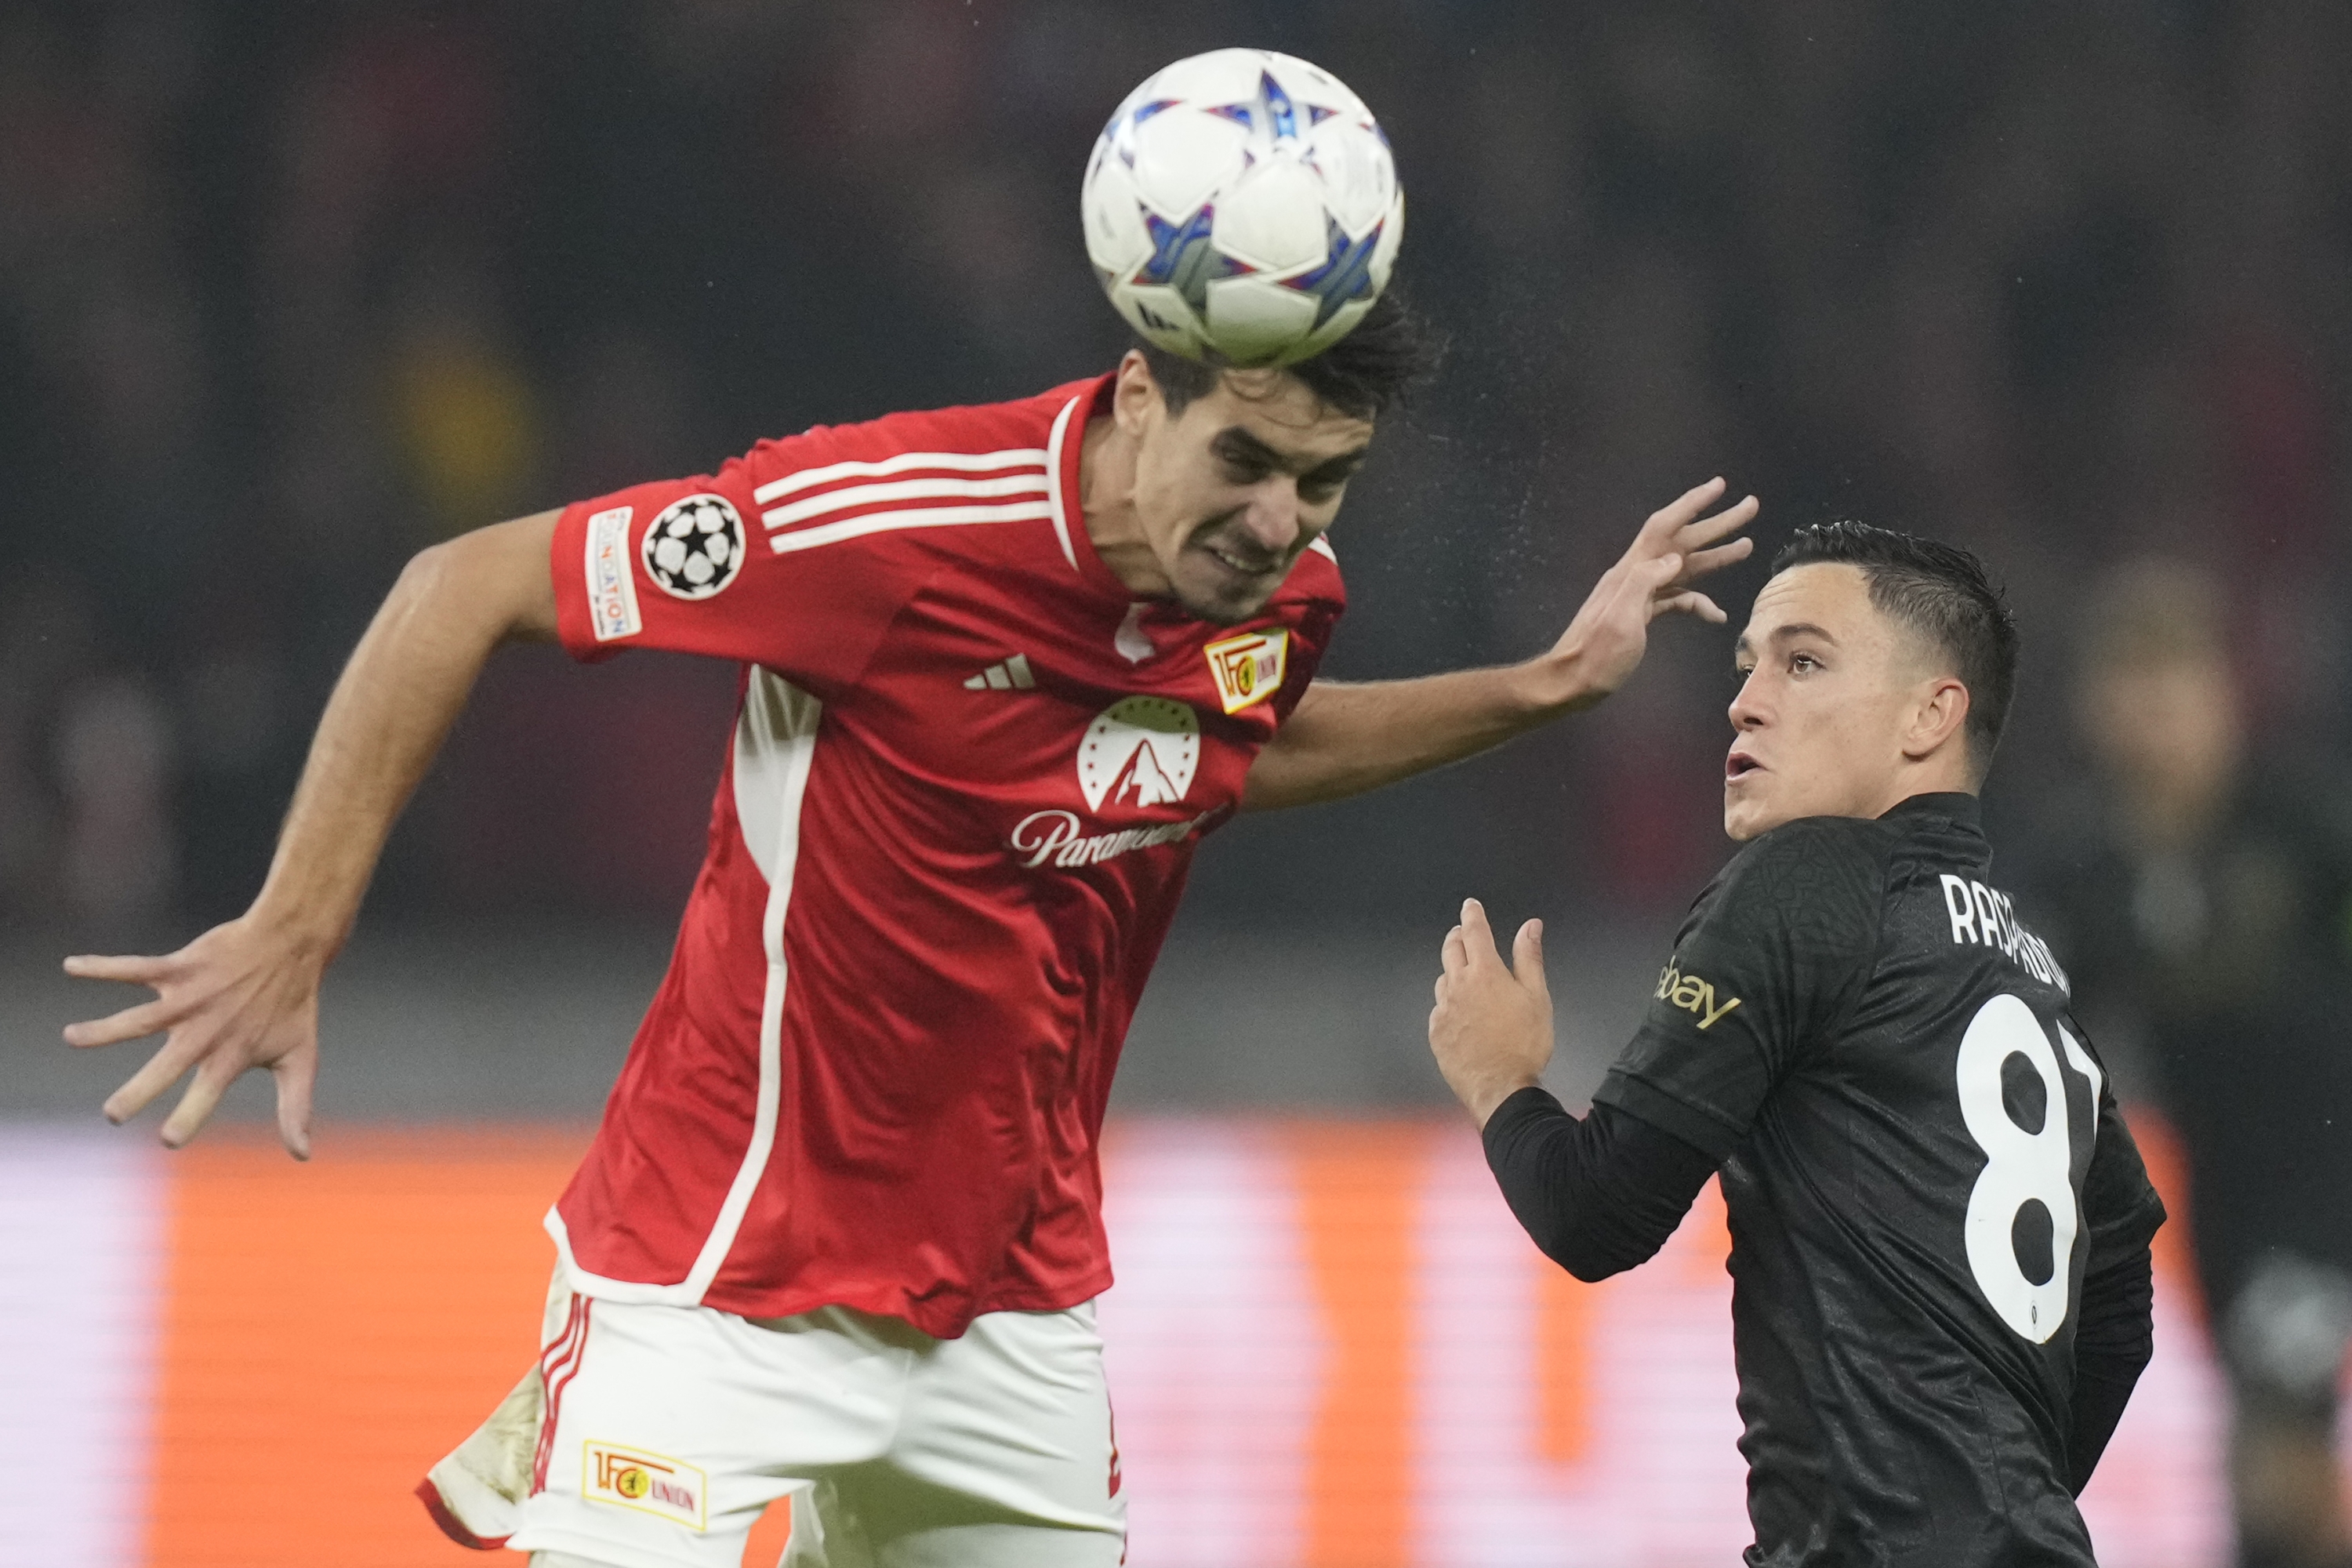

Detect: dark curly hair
[1134,288,1443,423]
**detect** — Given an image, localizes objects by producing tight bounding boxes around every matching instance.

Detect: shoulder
[734,376,1109,573]
[752,377,1102,471]
[1270,535,1348,619]
[1696,815,1892,949]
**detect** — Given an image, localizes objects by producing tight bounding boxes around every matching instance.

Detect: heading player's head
[1724,522,2017,841]
[1111,292,1439,624]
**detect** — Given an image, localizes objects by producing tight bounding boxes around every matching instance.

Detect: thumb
[1512,918,1549,997]
[274,1048,315,1162]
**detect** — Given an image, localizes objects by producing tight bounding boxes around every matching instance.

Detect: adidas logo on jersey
[964,654,1037,691]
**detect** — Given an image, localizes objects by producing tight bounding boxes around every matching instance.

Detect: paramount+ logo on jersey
[583,1441,708,1530]
[1007,695,1218,870]
[1654,960,1744,1031]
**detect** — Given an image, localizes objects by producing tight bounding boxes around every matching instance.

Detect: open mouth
[1201,542,1278,579]
[1726,751,1762,781]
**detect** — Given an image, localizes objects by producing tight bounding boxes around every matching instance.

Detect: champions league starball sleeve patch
[640,494,746,601]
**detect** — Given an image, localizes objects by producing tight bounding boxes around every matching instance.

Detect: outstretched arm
[62,510,562,1157]
[1240,478,1756,811]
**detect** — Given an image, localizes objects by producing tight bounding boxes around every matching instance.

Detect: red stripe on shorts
[531,1297,593,1496]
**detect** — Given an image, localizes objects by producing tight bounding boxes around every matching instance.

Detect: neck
[1870,756,1976,816]
[1078,412,1167,596]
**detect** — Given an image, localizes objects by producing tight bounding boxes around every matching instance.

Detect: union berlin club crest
[1203,629,1287,714]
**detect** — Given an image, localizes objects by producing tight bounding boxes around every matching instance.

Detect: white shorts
[508,1285,1127,1568]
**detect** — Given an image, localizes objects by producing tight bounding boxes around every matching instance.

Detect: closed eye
[1299,459,1362,504]
[1210,427,1367,500]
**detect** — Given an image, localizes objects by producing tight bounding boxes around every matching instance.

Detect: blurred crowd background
[4,2,2349,1564]
[8,0,2350,942]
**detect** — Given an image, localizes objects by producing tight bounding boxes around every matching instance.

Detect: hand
[1545,477,1758,706]
[1428,898,1555,1127]
[63,914,325,1158]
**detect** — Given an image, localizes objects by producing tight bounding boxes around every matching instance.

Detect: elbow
[1555,1253,1624,1285]
[390,514,560,644]
[1533,1204,1679,1283]
[385,540,479,633]
[1537,1222,1635,1284]
[397,537,461,599]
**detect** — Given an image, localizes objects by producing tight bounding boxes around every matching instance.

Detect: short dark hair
[1769,521,2020,774]
[1135,288,1443,423]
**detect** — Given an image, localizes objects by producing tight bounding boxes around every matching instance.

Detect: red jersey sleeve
[550,427,928,699]
[1268,538,1347,723]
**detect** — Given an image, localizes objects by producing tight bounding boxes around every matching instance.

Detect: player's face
[1132,365,1374,625]
[1725,563,1944,840]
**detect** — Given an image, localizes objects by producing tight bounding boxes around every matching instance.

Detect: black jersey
[1592,793,2166,1567]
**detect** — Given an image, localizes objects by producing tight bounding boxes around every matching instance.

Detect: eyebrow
[1211,426,1370,481]
[1733,622,1841,659]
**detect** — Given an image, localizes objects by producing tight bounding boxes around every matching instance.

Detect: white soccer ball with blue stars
[1082,49,1403,367]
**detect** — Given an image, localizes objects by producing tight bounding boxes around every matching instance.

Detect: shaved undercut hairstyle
[1772,522,2020,776]
[1136,288,1443,423]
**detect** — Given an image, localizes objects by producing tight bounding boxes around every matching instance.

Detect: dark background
[4,0,2349,1114]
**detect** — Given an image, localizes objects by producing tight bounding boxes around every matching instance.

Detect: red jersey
[543,374,1345,1338]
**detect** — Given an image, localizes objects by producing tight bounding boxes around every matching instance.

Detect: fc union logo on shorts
[1203,628,1287,714]
[583,1441,708,1530]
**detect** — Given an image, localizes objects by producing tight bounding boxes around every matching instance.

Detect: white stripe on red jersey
[760,471,1051,531]
[768,499,1055,556]
[752,446,1050,503]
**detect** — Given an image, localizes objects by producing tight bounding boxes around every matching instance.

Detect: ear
[1903,676,1972,763]
[1112,350,1161,436]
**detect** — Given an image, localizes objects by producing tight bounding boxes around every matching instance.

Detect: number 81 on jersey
[1955,993,2105,1345]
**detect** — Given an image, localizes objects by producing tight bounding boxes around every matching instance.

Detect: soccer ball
[641,494,744,601]
[1082,49,1404,367]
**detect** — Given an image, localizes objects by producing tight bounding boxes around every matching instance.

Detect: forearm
[1482,1087,1717,1282]
[1242,651,1595,811]
[249,513,559,952]
[2066,1246,2155,1494]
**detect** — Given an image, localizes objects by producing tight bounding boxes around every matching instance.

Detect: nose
[1728,669,1767,732]
[1235,481,1302,558]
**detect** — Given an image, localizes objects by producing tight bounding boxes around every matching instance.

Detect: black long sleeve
[2065,1243,2155,1494]
[2064,1085,2165,1494]
[1480,1085,1720,1282]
